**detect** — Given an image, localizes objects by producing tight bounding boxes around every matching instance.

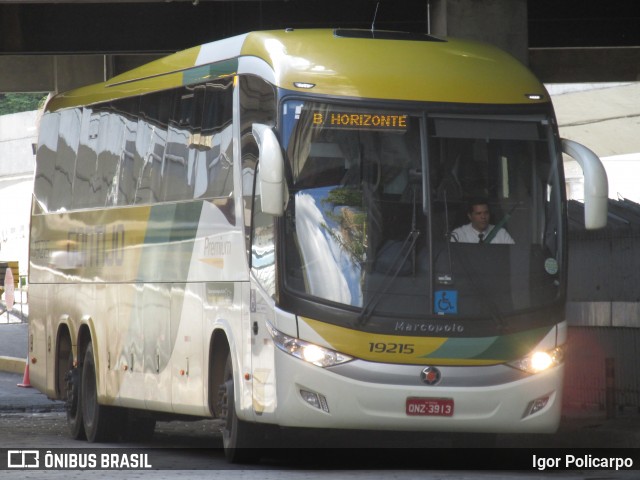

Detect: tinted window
[34,112,60,210]
[50,109,81,211]
[36,78,235,212]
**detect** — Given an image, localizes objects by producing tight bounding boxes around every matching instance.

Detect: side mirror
[252,123,286,216]
[561,138,608,229]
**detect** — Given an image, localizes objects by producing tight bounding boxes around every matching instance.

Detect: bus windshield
[281,100,563,322]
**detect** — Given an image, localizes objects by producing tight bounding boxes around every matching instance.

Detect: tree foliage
[0,93,47,115]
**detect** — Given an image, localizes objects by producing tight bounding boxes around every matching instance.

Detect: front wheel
[81,342,122,442]
[218,353,264,463]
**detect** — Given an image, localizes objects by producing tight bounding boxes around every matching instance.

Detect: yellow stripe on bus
[301,317,450,365]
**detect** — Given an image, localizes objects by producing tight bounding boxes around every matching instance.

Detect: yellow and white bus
[28,29,608,461]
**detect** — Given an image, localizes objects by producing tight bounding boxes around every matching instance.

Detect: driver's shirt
[450,223,515,244]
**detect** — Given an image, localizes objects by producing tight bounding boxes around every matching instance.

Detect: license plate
[406,397,454,417]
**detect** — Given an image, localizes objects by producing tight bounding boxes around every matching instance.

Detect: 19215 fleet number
[368,342,415,354]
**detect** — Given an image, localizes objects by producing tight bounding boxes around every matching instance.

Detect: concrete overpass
[1,0,639,93]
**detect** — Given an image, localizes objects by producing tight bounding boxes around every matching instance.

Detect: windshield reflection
[294,187,364,306]
[281,100,563,321]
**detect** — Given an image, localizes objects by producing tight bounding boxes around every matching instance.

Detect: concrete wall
[0,110,37,275]
[0,110,37,176]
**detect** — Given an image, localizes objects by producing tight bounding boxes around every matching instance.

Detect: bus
[28,29,608,461]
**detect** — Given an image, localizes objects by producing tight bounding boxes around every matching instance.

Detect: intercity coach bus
[28,29,608,461]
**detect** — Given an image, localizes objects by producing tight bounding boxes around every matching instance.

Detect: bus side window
[97,113,125,207]
[136,91,171,204]
[194,80,234,200]
[117,116,138,206]
[72,109,98,209]
[159,81,235,203]
[134,119,153,205]
[149,130,166,204]
[138,126,165,204]
[161,89,197,202]
[34,112,61,212]
[50,108,81,212]
[162,125,192,202]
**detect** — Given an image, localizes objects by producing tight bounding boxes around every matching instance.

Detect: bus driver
[451,199,515,244]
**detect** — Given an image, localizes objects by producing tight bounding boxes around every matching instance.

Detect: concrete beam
[0,54,163,93]
[2,42,639,94]
[430,0,528,65]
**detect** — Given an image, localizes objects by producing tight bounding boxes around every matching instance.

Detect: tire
[65,350,85,440]
[218,353,263,463]
[57,336,71,399]
[81,342,122,442]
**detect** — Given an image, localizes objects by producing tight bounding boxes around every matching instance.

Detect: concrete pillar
[430,0,529,65]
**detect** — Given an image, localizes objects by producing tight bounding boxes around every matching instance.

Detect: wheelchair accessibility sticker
[434,290,457,314]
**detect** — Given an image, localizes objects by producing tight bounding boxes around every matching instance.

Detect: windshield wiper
[358,186,421,326]
[357,228,420,326]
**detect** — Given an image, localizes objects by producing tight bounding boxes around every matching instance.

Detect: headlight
[508,346,565,374]
[266,322,353,368]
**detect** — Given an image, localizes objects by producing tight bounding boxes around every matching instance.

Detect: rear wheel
[81,341,122,442]
[218,353,263,463]
[65,349,85,440]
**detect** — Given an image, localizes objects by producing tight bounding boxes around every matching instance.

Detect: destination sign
[312,111,408,131]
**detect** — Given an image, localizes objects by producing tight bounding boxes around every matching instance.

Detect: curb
[0,355,27,375]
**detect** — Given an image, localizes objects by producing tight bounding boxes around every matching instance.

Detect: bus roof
[46,29,548,112]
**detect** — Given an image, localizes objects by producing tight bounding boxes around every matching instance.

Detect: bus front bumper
[259,350,563,434]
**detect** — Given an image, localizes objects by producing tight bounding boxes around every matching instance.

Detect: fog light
[300,389,330,413]
[523,394,550,418]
